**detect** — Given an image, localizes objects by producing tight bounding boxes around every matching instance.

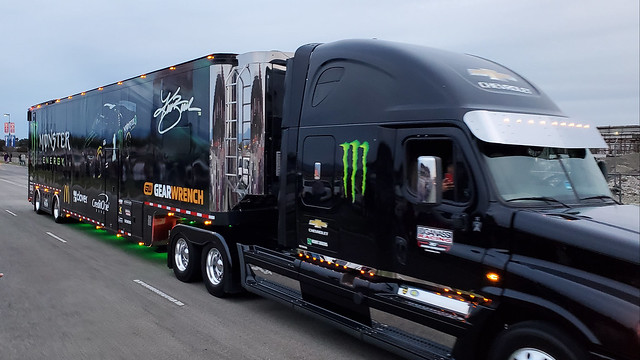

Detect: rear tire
[34,190,42,214]
[52,195,63,223]
[171,235,201,282]
[201,241,231,297]
[488,321,587,360]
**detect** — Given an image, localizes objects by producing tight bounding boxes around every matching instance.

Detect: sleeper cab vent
[312,67,344,107]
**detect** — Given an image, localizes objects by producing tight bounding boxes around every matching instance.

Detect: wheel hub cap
[174,239,189,272]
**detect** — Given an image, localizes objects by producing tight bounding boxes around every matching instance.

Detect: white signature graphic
[153,87,201,134]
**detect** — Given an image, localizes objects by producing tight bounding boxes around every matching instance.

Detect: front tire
[488,321,587,360]
[171,235,201,282]
[201,241,231,297]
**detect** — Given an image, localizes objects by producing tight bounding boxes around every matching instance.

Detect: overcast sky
[1,0,638,140]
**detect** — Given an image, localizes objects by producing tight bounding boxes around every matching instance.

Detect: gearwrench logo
[340,140,369,203]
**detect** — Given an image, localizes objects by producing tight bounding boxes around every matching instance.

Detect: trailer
[28,39,639,360]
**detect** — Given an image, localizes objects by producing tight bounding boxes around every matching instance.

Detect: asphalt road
[0,164,401,360]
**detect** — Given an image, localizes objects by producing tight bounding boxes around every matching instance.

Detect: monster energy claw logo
[340,140,369,203]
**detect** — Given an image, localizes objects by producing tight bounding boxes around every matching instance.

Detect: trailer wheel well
[166,224,243,294]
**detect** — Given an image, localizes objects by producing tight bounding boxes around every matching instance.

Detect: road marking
[5,210,17,216]
[133,279,185,307]
[0,178,28,188]
[46,231,67,243]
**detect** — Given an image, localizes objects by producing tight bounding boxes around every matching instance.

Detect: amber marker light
[167,212,175,217]
[204,220,212,225]
[98,87,104,91]
[138,242,145,246]
[207,55,215,60]
[169,66,176,70]
[486,272,500,282]
[116,233,122,237]
[140,74,147,79]
[117,81,123,85]
[81,92,86,96]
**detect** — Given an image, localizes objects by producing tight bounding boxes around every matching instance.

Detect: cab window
[406,138,472,204]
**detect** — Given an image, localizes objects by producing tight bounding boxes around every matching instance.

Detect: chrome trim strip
[397,286,471,315]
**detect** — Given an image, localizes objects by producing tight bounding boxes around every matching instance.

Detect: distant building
[596,125,640,155]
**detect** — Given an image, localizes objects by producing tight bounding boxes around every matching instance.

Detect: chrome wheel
[174,238,189,272]
[53,196,61,221]
[205,247,224,286]
[509,348,555,360]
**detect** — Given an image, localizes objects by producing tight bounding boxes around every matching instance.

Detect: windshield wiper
[506,196,571,208]
[579,195,620,204]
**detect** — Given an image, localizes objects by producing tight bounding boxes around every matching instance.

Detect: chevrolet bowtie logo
[468,68,517,82]
[309,219,328,229]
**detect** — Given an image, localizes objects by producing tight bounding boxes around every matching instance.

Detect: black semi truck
[28,39,639,360]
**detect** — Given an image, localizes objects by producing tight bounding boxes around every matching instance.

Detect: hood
[512,205,640,264]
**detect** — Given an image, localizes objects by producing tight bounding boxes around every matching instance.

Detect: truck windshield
[479,142,613,205]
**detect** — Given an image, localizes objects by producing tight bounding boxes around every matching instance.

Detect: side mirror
[417,156,442,204]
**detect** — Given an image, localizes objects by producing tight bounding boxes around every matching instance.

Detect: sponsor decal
[143,182,153,196]
[340,140,369,203]
[417,225,453,253]
[309,219,328,229]
[308,228,328,236]
[477,82,533,94]
[307,238,329,247]
[72,190,88,204]
[39,131,71,152]
[123,115,137,135]
[92,193,110,212]
[467,68,517,82]
[63,185,70,203]
[41,156,66,166]
[467,68,533,95]
[144,182,204,205]
[153,87,201,135]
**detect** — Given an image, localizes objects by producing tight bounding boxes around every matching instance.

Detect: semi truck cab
[241,40,639,360]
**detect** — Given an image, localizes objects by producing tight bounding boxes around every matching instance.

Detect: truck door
[102,147,119,230]
[296,135,341,252]
[396,127,489,294]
